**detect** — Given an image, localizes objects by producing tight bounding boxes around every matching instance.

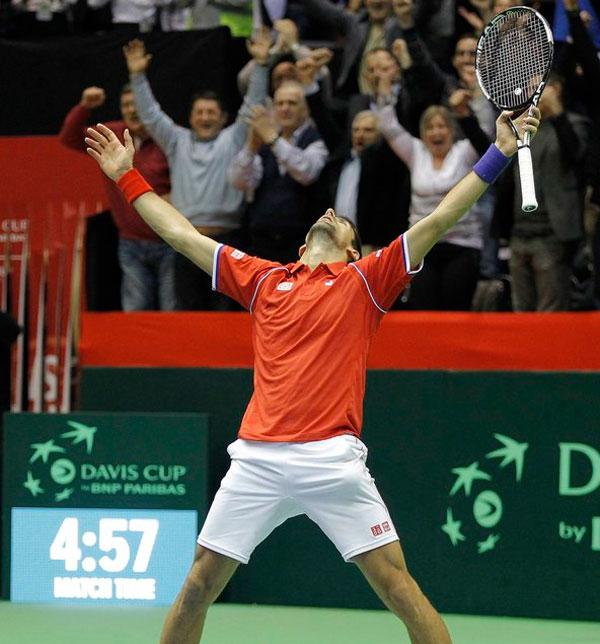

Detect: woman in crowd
[375,81,490,310]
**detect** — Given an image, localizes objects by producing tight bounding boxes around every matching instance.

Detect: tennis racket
[476,6,554,212]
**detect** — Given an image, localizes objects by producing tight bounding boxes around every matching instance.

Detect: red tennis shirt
[213,235,420,443]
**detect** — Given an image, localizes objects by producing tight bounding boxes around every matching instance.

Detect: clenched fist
[80,86,106,109]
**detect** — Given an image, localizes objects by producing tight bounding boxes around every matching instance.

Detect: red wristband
[116,168,153,204]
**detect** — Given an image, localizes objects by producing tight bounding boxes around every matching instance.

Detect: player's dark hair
[189,90,227,114]
[338,216,362,260]
[120,83,133,96]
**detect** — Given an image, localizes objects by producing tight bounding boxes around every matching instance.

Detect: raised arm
[85,124,217,276]
[299,51,342,154]
[449,88,491,157]
[124,39,183,157]
[59,87,107,152]
[230,29,272,149]
[406,109,540,266]
[374,102,416,167]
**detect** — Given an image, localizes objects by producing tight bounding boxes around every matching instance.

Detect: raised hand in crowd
[123,39,152,75]
[245,105,279,146]
[296,57,320,88]
[457,0,491,34]
[296,48,334,87]
[273,19,300,54]
[448,88,473,118]
[246,26,273,65]
[392,38,412,70]
[310,48,334,70]
[80,86,106,109]
[392,0,414,30]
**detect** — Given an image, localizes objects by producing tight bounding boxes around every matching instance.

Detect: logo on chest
[324,280,334,287]
[276,282,294,292]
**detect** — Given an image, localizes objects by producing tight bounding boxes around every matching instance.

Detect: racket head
[476,6,554,112]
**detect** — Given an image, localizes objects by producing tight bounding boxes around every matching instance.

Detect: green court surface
[1,602,599,643]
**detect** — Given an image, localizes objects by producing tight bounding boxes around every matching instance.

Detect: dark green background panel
[80,368,600,621]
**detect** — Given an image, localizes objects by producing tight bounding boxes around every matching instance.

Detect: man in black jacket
[301,56,409,255]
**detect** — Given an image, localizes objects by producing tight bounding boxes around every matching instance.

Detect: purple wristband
[473,144,511,184]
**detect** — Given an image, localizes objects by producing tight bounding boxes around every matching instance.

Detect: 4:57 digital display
[11,507,197,605]
[50,517,158,574]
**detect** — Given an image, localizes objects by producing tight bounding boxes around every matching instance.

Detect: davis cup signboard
[1,412,209,605]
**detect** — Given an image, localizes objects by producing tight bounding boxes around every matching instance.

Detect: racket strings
[478,9,552,109]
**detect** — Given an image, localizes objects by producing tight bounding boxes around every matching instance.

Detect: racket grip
[517,145,538,213]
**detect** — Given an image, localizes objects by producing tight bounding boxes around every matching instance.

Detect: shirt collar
[289,120,310,143]
[289,261,347,276]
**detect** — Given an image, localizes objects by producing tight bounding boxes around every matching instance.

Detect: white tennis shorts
[197,434,398,563]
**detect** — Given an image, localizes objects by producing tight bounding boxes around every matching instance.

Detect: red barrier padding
[80,311,600,371]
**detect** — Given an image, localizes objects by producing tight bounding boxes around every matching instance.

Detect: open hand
[246,106,279,144]
[296,58,319,86]
[274,19,299,53]
[123,39,152,75]
[246,27,273,65]
[457,6,484,33]
[310,48,334,69]
[85,124,135,181]
[80,86,106,109]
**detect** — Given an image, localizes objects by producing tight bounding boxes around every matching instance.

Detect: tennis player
[85,106,540,644]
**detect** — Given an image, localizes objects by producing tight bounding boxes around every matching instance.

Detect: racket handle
[517,144,538,213]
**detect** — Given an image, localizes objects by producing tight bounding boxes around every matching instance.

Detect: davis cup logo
[441,433,528,554]
[23,421,97,502]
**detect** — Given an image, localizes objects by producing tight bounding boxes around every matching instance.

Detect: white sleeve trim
[402,234,424,275]
[211,243,224,292]
[349,264,387,314]
[249,267,288,314]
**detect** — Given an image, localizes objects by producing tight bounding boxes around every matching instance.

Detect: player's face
[189,99,227,141]
[120,91,145,136]
[307,209,357,252]
[422,114,453,158]
[273,85,307,134]
[351,114,380,153]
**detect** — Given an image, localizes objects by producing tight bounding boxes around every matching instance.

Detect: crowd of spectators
[4,0,600,312]
[0,1,255,38]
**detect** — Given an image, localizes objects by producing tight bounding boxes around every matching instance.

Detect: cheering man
[83,105,540,644]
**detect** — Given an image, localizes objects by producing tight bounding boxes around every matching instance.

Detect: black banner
[0,28,247,136]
